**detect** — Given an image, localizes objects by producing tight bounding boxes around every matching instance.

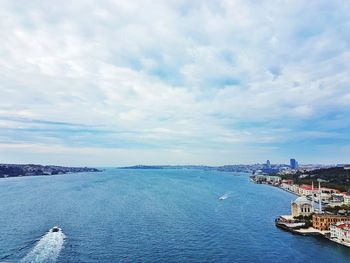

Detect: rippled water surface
[1,169,350,262]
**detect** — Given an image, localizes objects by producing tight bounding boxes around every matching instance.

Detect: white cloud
[0,0,349,165]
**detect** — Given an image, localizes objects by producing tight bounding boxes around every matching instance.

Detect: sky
[0,0,350,166]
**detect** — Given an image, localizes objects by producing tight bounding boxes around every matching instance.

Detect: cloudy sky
[0,0,350,166]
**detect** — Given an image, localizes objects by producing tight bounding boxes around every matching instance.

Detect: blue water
[0,169,349,262]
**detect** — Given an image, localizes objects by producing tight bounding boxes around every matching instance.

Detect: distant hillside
[118,164,258,172]
[280,167,350,192]
[306,167,350,178]
[0,163,101,178]
[118,165,164,169]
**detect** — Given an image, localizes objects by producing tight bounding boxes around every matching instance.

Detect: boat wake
[21,227,65,263]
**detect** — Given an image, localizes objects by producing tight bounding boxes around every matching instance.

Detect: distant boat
[50,226,62,233]
[219,193,230,200]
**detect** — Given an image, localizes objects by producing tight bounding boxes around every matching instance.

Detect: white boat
[219,194,229,200]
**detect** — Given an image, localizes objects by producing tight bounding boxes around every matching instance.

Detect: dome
[293,196,312,205]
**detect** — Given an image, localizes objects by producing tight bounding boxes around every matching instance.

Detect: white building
[297,184,314,196]
[290,184,299,194]
[330,222,350,244]
[266,175,281,184]
[343,194,350,205]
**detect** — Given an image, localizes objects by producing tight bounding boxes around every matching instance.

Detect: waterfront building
[254,170,264,175]
[292,184,300,193]
[281,179,293,185]
[253,174,266,183]
[253,175,281,185]
[330,222,350,244]
[280,180,294,192]
[265,175,281,185]
[298,184,314,196]
[312,214,350,231]
[343,194,350,205]
[320,187,339,194]
[291,196,314,217]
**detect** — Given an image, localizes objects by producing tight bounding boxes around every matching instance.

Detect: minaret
[318,181,322,213]
[311,181,315,212]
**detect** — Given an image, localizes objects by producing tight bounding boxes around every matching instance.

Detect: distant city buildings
[290,158,299,170]
[214,158,338,175]
[252,174,281,185]
[266,160,271,168]
[254,158,302,174]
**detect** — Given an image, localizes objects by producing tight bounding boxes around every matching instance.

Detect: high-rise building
[266,160,271,168]
[290,158,298,169]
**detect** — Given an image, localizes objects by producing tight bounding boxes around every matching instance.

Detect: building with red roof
[330,221,350,244]
[298,184,314,196]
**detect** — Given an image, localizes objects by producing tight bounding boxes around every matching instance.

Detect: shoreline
[276,186,300,196]
[0,170,102,180]
[251,179,300,196]
[251,178,350,249]
[276,221,350,248]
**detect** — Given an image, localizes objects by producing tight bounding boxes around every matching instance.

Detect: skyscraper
[290,158,298,169]
[266,160,271,168]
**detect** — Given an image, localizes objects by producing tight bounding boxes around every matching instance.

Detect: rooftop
[336,223,350,229]
[293,196,312,205]
[299,184,314,190]
[313,214,350,218]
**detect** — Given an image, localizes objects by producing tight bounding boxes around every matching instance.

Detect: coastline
[276,186,300,196]
[251,176,350,249]
[327,237,350,248]
[0,164,102,179]
[0,170,103,180]
[250,178,300,197]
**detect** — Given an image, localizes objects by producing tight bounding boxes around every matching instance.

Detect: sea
[0,168,349,263]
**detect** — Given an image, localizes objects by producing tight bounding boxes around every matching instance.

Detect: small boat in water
[219,194,229,200]
[50,226,61,233]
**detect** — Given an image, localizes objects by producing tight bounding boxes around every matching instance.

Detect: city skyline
[1,1,350,166]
